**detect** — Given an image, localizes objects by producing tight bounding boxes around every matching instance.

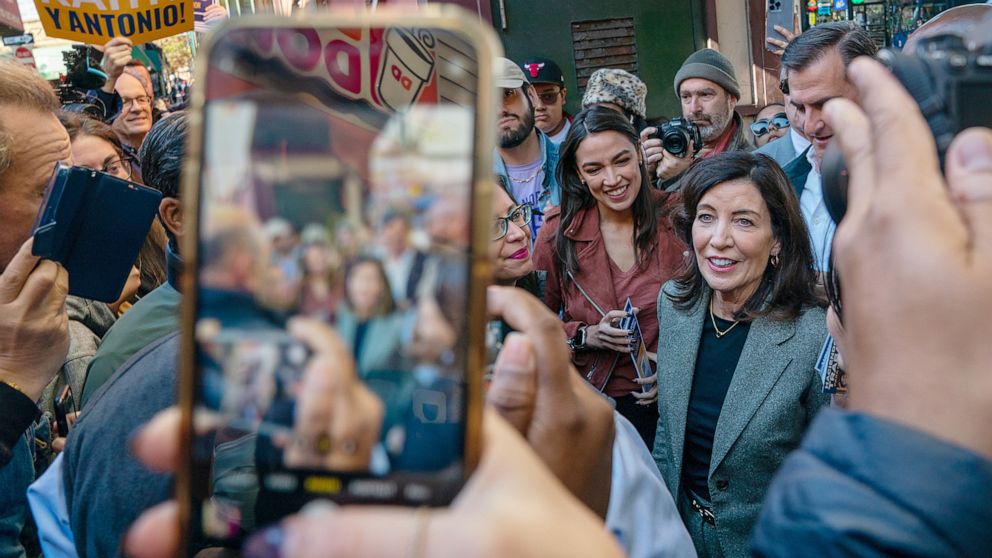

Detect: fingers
[0,239,40,303]
[21,260,68,310]
[288,317,349,362]
[845,58,944,210]
[486,286,572,396]
[946,127,992,252]
[131,406,182,473]
[632,373,656,385]
[487,333,537,435]
[822,97,876,235]
[632,386,658,405]
[773,24,796,41]
[122,500,180,558]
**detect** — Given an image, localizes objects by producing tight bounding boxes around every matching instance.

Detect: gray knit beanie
[673,48,741,99]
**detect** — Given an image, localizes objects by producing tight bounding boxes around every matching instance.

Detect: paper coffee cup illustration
[377,28,436,111]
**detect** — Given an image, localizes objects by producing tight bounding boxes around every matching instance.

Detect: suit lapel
[783,146,812,197]
[659,289,708,493]
[708,315,796,475]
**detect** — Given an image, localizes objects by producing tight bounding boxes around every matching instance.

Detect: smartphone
[54,384,75,437]
[766,0,796,47]
[178,7,500,551]
[32,164,162,302]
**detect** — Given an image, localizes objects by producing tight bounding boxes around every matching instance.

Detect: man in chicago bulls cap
[520,57,572,145]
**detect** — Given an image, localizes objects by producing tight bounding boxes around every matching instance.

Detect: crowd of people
[1,6,991,558]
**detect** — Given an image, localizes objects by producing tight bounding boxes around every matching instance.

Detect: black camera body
[822,34,992,224]
[655,117,703,158]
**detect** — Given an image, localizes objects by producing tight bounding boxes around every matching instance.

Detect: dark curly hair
[668,152,822,321]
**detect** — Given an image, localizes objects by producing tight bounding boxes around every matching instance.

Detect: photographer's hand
[656,144,695,182]
[827,57,992,459]
[640,126,663,177]
[486,286,615,518]
[98,37,133,95]
[281,318,383,471]
[124,409,624,558]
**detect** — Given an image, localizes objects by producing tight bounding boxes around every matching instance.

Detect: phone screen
[183,17,491,546]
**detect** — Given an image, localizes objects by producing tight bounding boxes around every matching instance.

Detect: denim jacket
[493,129,562,213]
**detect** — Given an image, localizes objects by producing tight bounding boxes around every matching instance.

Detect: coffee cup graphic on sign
[377,28,436,111]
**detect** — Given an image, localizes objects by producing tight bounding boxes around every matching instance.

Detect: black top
[682,313,750,501]
[0,382,40,468]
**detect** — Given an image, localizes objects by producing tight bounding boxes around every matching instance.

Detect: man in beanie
[521,57,573,144]
[581,68,648,131]
[646,48,753,189]
[493,57,561,240]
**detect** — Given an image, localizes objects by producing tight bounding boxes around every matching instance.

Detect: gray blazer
[652,282,829,558]
[754,131,800,168]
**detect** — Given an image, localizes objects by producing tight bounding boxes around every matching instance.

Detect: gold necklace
[709,303,741,339]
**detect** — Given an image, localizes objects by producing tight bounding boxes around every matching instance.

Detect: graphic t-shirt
[506,158,546,239]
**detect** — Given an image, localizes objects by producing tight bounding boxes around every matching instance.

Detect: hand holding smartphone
[32,164,161,302]
[178,8,499,551]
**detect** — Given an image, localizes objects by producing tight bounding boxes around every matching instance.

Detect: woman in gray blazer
[652,152,829,558]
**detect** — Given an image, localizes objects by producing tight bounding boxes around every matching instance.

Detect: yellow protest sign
[34,0,193,45]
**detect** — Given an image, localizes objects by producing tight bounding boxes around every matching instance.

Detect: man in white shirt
[779,22,877,270]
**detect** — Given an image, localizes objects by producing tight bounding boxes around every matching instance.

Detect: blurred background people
[373,210,429,311]
[534,107,683,446]
[336,255,409,375]
[653,152,828,557]
[296,223,343,322]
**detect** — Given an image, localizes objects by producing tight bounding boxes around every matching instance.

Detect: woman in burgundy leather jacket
[534,107,685,446]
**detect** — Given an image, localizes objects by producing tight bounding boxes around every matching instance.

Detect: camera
[655,117,703,158]
[822,34,992,224]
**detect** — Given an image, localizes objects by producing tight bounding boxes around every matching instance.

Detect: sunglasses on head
[749,113,790,137]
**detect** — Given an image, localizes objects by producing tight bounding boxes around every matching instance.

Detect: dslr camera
[822,33,992,224]
[654,117,703,158]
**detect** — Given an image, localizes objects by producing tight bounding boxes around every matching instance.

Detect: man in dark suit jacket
[778,22,877,269]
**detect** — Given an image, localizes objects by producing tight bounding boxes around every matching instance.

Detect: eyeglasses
[100,156,135,180]
[493,203,532,240]
[536,89,562,105]
[121,95,151,109]
[749,113,790,138]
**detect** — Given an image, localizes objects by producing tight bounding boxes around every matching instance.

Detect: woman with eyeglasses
[533,106,685,446]
[59,111,168,303]
[749,104,790,148]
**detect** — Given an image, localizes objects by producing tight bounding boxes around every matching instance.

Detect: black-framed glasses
[749,113,790,137]
[121,95,151,109]
[492,203,532,240]
[536,89,562,105]
[98,156,135,180]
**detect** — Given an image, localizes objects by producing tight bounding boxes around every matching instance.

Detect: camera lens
[663,133,687,157]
